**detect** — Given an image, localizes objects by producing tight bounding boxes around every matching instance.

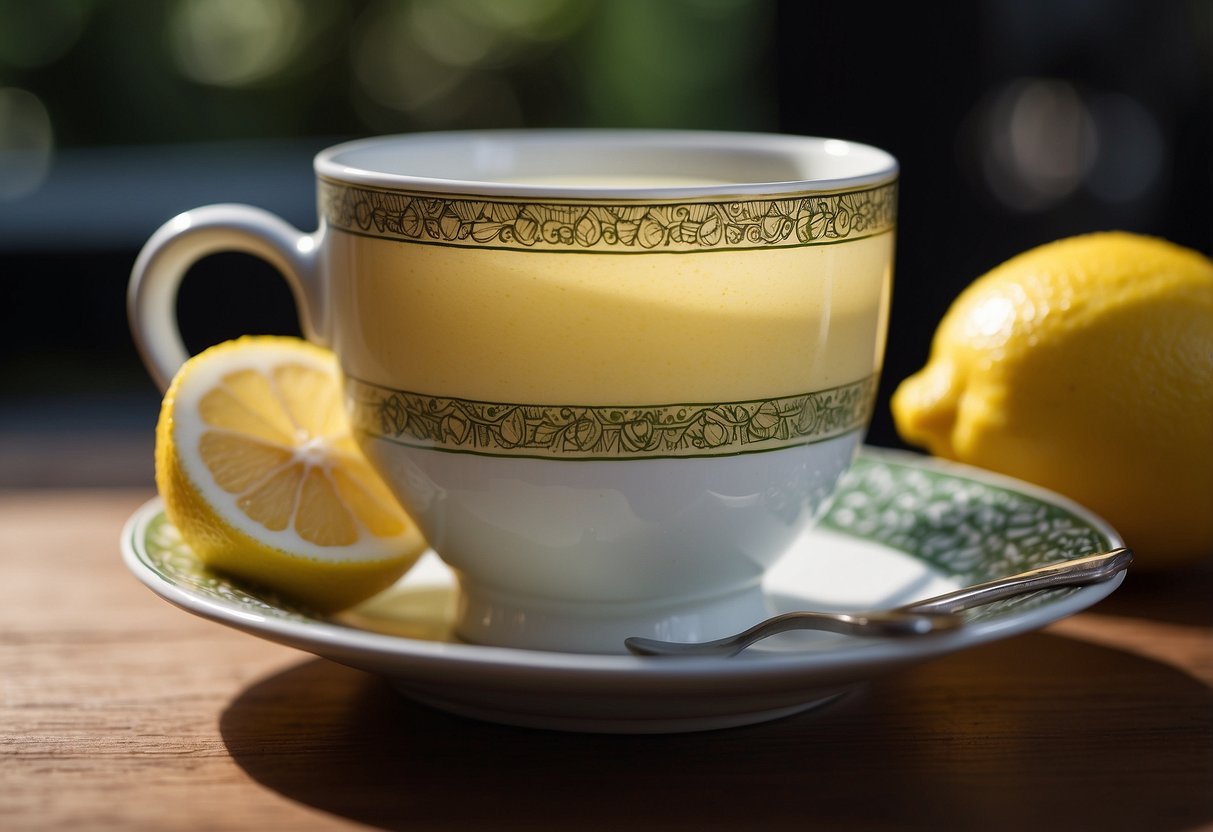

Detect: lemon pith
[155,336,427,611]
[892,232,1213,568]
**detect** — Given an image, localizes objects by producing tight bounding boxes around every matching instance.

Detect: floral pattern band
[348,375,878,460]
[319,179,896,252]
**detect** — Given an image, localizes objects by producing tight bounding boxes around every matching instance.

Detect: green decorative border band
[319,179,896,252]
[347,375,878,460]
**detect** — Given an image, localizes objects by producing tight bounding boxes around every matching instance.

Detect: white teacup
[129,130,897,653]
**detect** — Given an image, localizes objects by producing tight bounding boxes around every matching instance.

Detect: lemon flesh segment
[892,232,1213,568]
[154,336,427,612]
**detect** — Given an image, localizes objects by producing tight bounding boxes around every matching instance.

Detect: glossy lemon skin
[893,232,1213,568]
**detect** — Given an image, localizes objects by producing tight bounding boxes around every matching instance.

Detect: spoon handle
[629,609,961,658]
[624,547,1131,658]
[898,548,1133,615]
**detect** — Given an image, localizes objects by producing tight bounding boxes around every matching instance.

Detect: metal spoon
[624,547,1132,658]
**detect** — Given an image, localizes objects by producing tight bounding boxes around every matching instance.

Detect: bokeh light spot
[968,78,1097,212]
[963,77,1164,213]
[353,2,468,113]
[408,0,505,68]
[169,0,306,87]
[0,87,54,201]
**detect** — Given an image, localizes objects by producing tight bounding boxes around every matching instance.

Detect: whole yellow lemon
[892,232,1213,568]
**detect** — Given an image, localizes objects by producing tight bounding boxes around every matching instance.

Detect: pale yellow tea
[327,224,891,405]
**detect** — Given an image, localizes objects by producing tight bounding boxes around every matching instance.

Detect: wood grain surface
[3,489,1211,831]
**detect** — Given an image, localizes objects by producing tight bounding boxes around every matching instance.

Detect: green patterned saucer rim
[120,447,1125,675]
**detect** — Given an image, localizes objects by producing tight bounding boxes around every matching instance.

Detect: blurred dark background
[2,0,1210,487]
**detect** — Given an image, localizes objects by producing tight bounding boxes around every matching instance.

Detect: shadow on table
[220,631,1213,832]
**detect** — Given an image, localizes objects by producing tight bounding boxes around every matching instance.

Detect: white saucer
[121,448,1125,734]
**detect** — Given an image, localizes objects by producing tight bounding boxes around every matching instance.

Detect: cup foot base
[453,582,771,654]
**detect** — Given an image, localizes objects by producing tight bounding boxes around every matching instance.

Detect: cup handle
[127,203,325,391]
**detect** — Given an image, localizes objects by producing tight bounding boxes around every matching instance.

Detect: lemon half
[155,336,426,611]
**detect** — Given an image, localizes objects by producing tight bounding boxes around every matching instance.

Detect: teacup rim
[313,129,898,200]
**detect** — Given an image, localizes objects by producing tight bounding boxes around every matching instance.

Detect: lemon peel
[893,232,1213,568]
[155,336,426,610]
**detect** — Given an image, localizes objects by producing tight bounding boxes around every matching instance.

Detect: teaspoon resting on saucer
[624,547,1132,658]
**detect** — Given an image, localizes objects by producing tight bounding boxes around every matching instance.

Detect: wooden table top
[3,487,1212,831]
